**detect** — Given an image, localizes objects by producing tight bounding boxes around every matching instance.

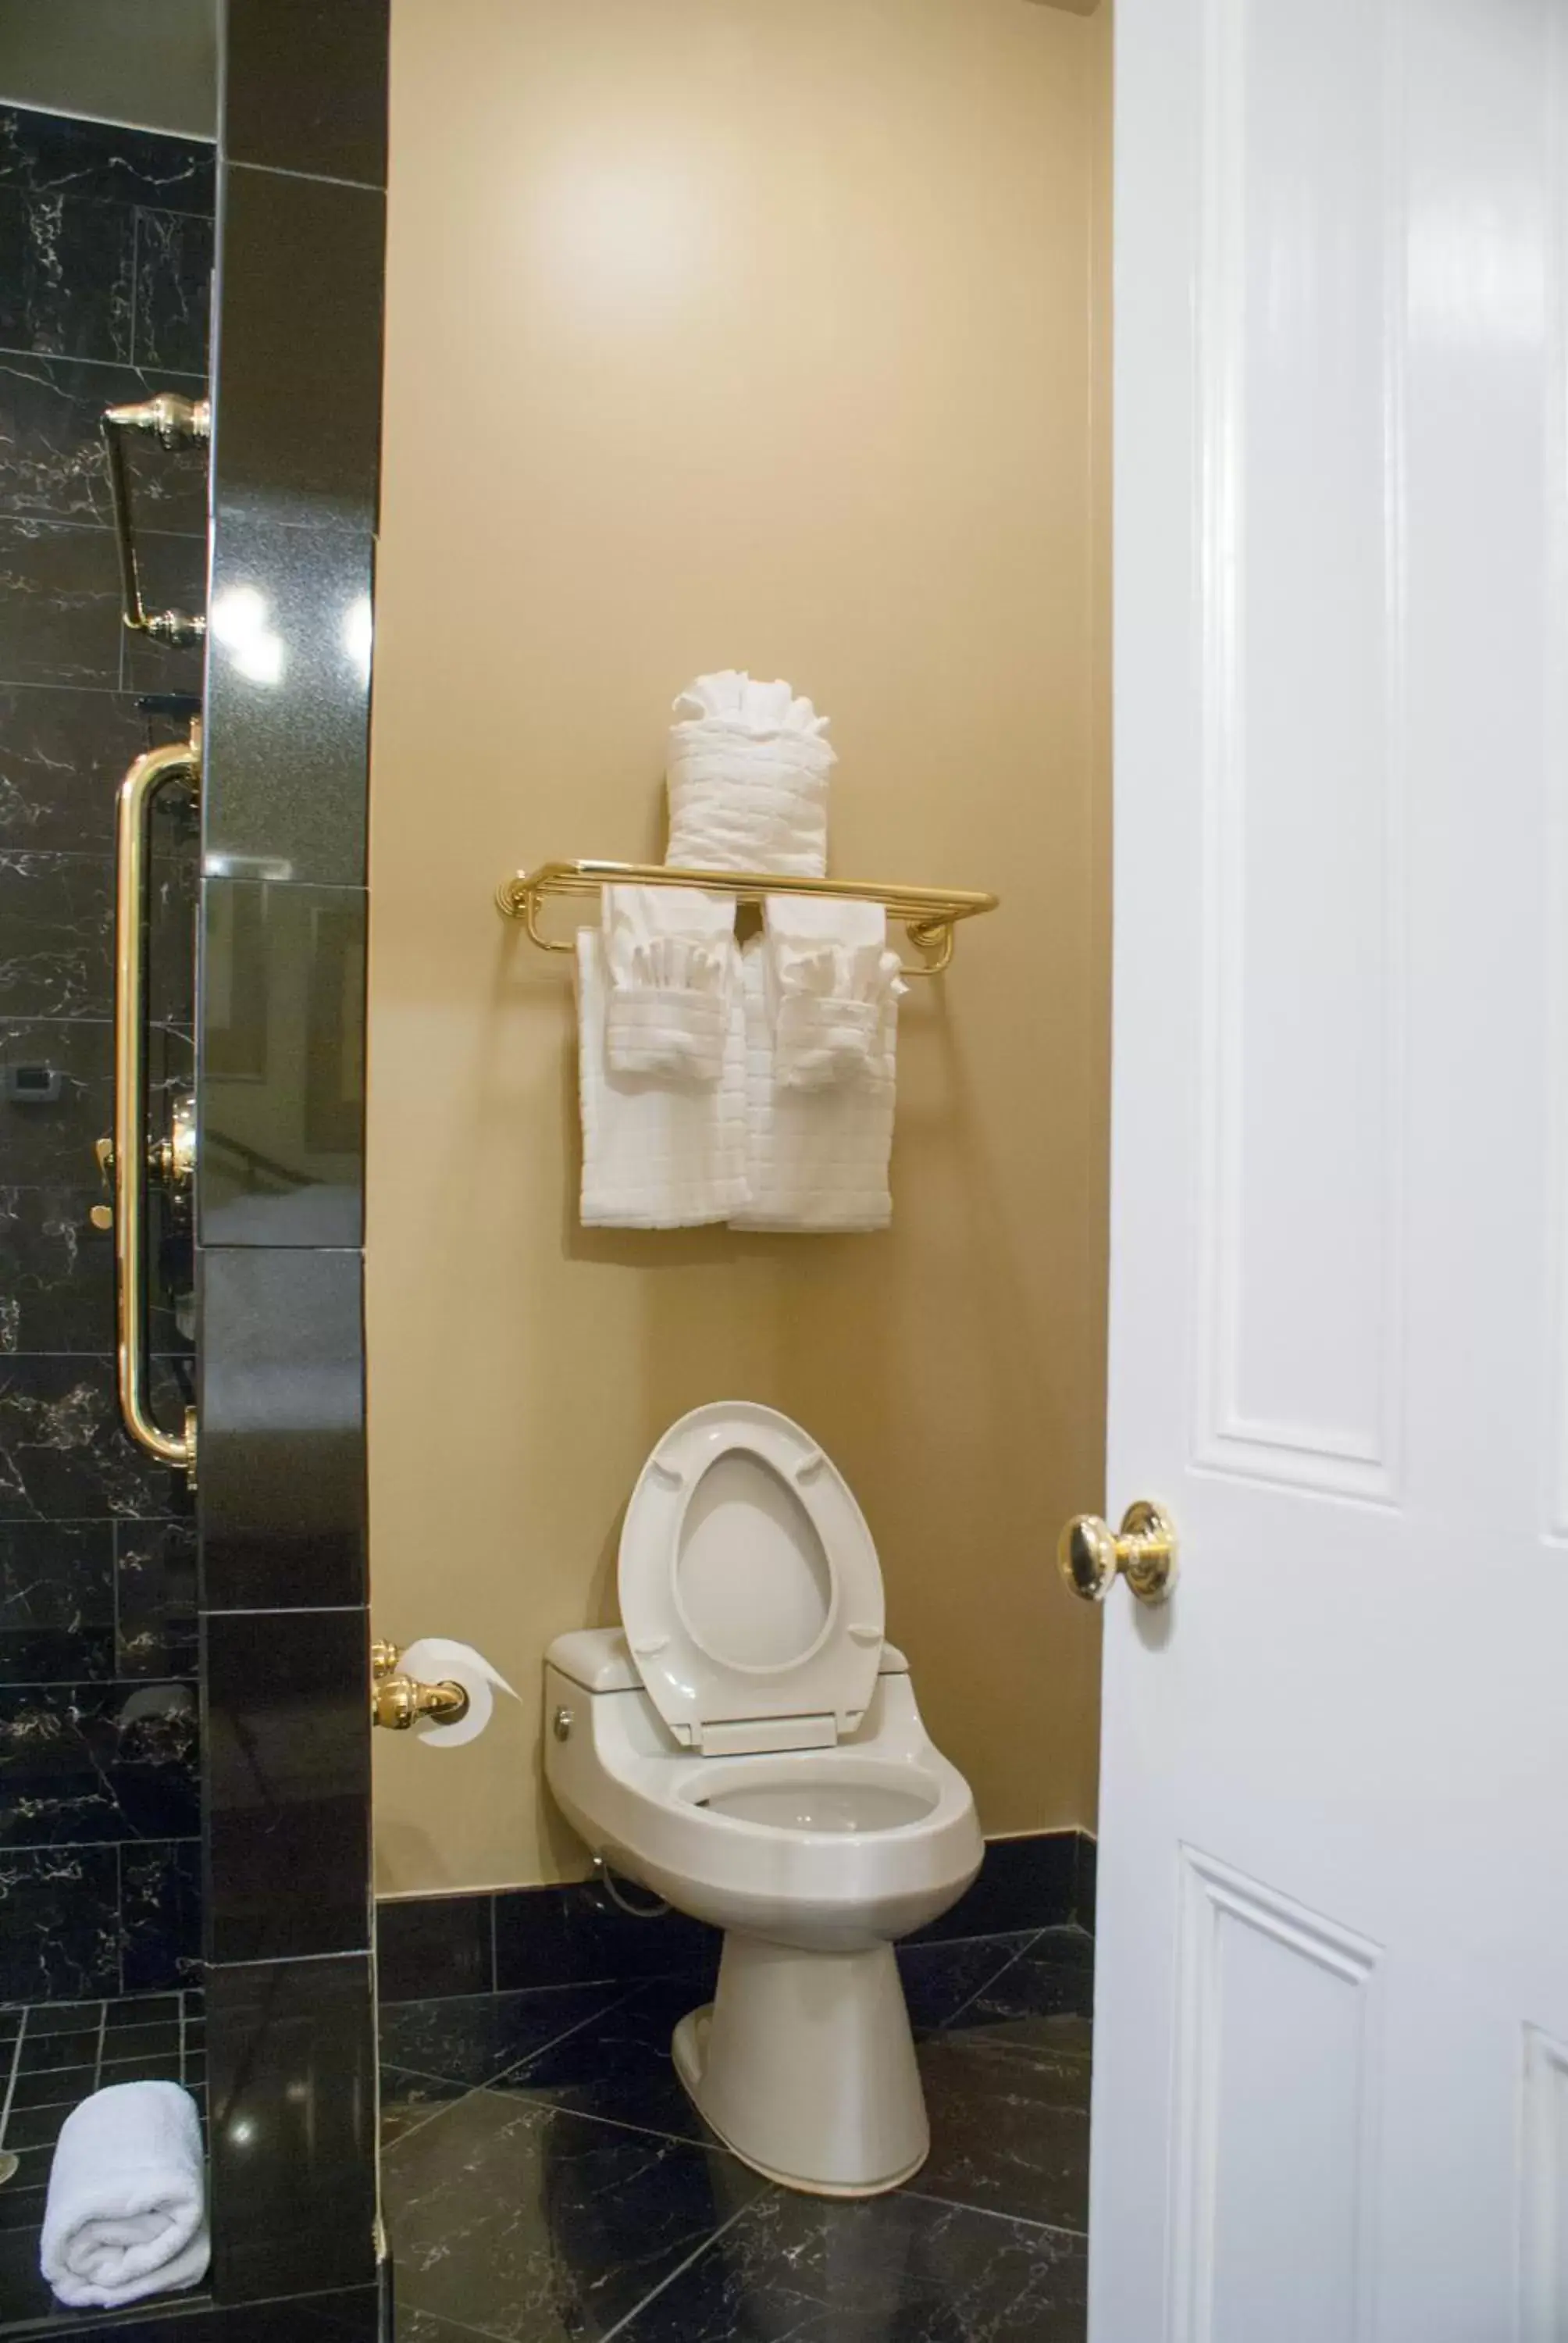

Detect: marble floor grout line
[595,2189,766,2343]
[935,1924,1052,2030]
[900,2182,1089,2241]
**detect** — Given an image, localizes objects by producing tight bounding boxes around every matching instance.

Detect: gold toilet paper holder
[370,1639,471,1732]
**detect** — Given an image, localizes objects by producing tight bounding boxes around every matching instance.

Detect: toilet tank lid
[547,1626,908,1696]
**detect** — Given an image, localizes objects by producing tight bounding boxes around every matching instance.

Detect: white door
[1092,2,1568,2338]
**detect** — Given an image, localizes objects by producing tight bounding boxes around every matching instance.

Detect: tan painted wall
[369,0,1110,1896]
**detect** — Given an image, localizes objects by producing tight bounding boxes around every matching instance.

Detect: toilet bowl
[543,1401,982,2197]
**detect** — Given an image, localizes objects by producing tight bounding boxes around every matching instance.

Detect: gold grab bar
[496,859,999,976]
[99,394,210,648]
[103,723,201,1478]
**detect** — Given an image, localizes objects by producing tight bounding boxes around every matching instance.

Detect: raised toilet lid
[618,1402,885,1753]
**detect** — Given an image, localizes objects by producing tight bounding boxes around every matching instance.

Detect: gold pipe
[495,858,997,975]
[99,394,210,647]
[112,726,200,1478]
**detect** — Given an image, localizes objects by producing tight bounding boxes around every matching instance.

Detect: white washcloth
[667,670,835,877]
[603,884,736,1082]
[764,897,903,1090]
[731,931,902,1232]
[41,2081,208,2309]
[578,925,747,1227]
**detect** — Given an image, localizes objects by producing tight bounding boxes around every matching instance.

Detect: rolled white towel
[666,670,836,877]
[765,897,904,1090]
[603,883,736,1082]
[41,2081,209,2309]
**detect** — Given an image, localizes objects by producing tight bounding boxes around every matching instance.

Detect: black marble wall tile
[205,1952,378,2302]
[0,1354,187,1521]
[0,1678,198,1846]
[198,1249,365,1608]
[0,1015,109,1178]
[378,1892,495,2003]
[0,354,209,532]
[120,1835,202,1990]
[0,686,151,850]
[121,528,210,696]
[0,1842,119,2001]
[223,0,390,187]
[0,184,134,362]
[205,518,372,885]
[205,1605,370,1963]
[117,1516,199,1677]
[0,107,216,216]
[0,518,123,686]
[494,1878,721,1995]
[0,1521,115,1684]
[0,1186,112,1353]
[200,882,365,1249]
[0,849,112,1018]
[134,207,215,373]
[212,167,383,530]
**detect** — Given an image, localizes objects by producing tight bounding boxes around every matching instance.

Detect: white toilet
[543,1400,982,2199]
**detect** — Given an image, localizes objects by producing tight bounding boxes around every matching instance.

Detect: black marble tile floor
[0,1987,207,2327]
[381,1927,1092,2342]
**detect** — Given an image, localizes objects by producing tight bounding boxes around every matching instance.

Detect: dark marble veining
[119,1835,202,1992]
[0,1844,119,2003]
[115,1517,198,1678]
[494,1977,717,2148]
[0,687,151,851]
[0,1016,109,1181]
[899,1929,1043,2035]
[0,184,135,364]
[0,1677,199,1847]
[0,109,215,215]
[0,1355,187,1521]
[0,1186,112,1357]
[386,2090,767,2343]
[134,207,213,374]
[0,1520,115,1685]
[380,1983,628,2095]
[0,851,112,1019]
[0,517,123,687]
[0,354,208,532]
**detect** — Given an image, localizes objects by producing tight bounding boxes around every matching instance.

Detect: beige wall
[369,0,1110,1896]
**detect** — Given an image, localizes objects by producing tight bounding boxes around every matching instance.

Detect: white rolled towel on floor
[666,670,836,877]
[41,2080,209,2310]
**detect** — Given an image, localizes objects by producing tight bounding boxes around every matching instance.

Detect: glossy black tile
[0,517,122,686]
[0,354,208,532]
[0,1843,119,2001]
[121,528,209,695]
[914,2020,1091,2234]
[617,2184,1089,2342]
[0,184,134,362]
[0,1353,188,1521]
[223,0,390,187]
[380,1983,627,2093]
[199,883,365,1249]
[383,2086,766,2343]
[0,1519,115,1683]
[134,206,214,373]
[379,2063,467,2151]
[204,517,372,884]
[213,167,383,530]
[898,1929,1043,2035]
[378,1892,494,2003]
[53,2282,383,2343]
[0,849,112,1018]
[0,1186,112,1355]
[908,1831,1082,1947]
[960,1941,1096,2033]
[116,1515,198,1677]
[198,1249,365,1608]
[120,1836,203,1993]
[493,1876,721,1994]
[0,1677,199,1847]
[0,107,216,215]
[205,1607,370,1962]
[0,1015,109,1180]
[0,686,156,850]
[206,1952,378,2302]
[496,1977,714,2148]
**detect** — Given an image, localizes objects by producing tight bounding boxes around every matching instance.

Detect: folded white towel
[764,897,903,1090]
[667,670,835,877]
[41,2081,208,2309]
[578,924,748,1227]
[603,884,736,1082]
[731,930,903,1232]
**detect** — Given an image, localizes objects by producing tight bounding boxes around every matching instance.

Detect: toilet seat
[618,1402,885,1753]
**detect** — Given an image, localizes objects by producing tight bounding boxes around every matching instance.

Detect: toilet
[543,1401,982,2198]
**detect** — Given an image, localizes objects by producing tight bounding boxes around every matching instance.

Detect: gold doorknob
[1057,1500,1178,1607]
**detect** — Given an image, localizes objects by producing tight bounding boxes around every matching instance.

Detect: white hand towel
[666,670,835,877]
[578,924,747,1227]
[764,896,903,1091]
[731,930,903,1232]
[41,2081,208,2309]
[603,884,736,1082]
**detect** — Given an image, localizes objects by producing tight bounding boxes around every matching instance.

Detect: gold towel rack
[495,860,998,976]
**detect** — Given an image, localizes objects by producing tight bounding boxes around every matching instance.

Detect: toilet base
[671,1931,929,2197]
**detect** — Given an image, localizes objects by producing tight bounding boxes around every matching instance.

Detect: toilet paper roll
[396,1638,518,1749]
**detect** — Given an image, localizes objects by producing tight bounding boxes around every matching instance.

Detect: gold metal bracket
[370,1637,470,1731]
[100,394,211,647]
[496,859,997,978]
